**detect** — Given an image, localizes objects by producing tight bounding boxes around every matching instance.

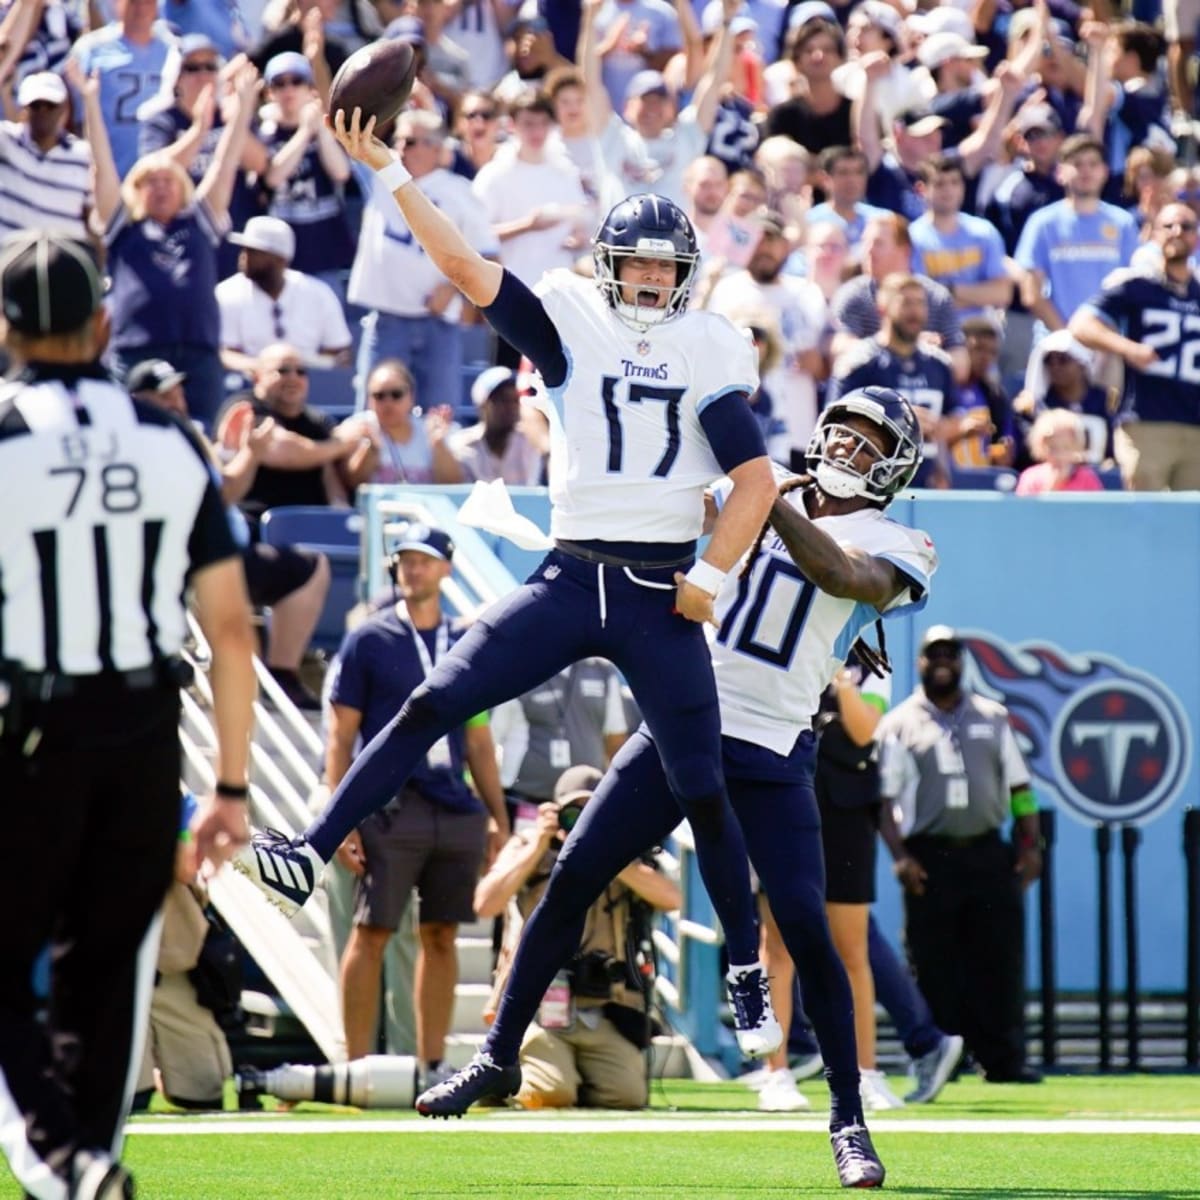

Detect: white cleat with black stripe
[231,828,323,917]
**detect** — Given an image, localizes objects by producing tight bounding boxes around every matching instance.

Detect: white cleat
[230,828,323,918]
[859,1067,906,1111]
[758,1067,812,1112]
[726,964,783,1059]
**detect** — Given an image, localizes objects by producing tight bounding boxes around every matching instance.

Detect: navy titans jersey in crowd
[828,339,957,453]
[1083,270,1200,426]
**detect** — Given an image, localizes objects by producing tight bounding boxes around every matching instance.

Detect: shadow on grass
[882,1191,1194,1199]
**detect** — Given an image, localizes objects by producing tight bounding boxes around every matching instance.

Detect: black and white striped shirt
[0,122,93,241]
[0,364,237,675]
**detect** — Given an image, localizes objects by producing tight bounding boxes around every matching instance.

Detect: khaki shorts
[355,789,487,930]
[1114,420,1200,491]
[518,1011,647,1109]
[136,972,232,1106]
[1163,0,1200,42]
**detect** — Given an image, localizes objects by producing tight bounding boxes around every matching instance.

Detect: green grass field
[113,1075,1200,1199]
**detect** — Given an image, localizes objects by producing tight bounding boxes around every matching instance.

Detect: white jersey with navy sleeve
[707,495,938,754]
[534,269,759,543]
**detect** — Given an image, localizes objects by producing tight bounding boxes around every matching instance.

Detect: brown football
[328,39,419,130]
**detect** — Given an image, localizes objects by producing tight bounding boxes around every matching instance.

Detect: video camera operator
[475,766,680,1109]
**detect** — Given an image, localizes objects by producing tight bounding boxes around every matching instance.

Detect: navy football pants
[307,547,761,964]
[484,729,863,1126]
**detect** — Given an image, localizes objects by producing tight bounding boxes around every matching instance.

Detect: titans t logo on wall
[958,633,1191,826]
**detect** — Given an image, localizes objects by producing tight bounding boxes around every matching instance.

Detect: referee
[0,233,257,1200]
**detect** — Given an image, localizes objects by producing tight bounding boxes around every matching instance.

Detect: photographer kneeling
[476,766,681,1109]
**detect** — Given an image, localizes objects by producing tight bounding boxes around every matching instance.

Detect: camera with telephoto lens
[569,949,624,999]
[557,799,585,834]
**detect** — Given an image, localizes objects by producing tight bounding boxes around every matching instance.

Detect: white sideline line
[126,1116,1200,1137]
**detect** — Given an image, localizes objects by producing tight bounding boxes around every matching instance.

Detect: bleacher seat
[306,364,356,412]
[259,506,361,656]
[948,464,1019,491]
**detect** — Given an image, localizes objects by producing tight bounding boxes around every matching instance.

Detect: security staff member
[876,625,1043,1085]
[0,232,257,1200]
[475,766,681,1110]
[494,660,630,813]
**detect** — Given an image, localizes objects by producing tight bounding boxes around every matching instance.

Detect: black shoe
[415,1052,521,1118]
[268,667,322,712]
[830,1124,886,1189]
[984,1065,1043,1084]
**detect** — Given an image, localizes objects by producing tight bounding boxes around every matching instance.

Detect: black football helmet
[592,193,700,330]
[806,386,922,503]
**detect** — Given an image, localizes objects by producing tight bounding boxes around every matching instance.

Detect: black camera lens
[558,800,584,833]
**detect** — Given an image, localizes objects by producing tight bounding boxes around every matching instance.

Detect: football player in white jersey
[236,109,785,1060]
[419,387,934,1191]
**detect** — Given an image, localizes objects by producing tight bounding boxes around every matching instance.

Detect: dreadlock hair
[741,472,893,678]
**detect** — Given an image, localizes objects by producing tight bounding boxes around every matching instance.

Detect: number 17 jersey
[708,494,939,755]
[534,269,760,544]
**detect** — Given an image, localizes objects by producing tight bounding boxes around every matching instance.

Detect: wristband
[683,558,726,596]
[1010,786,1038,818]
[376,159,412,191]
[215,781,249,800]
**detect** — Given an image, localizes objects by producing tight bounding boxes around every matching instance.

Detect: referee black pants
[0,684,179,1197]
[902,831,1028,1079]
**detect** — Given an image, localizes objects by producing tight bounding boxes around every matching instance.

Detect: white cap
[700,1,758,36]
[917,30,989,69]
[908,7,974,41]
[470,365,517,406]
[228,216,297,264]
[17,72,68,108]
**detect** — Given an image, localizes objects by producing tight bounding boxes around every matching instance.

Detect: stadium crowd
[4,0,1197,517]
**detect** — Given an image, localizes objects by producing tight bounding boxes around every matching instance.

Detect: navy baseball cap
[0,232,102,336]
[391,522,455,562]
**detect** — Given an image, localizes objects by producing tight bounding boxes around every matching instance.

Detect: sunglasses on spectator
[463,109,495,121]
[1043,352,1075,364]
[26,100,63,111]
[399,136,438,148]
[1159,219,1198,232]
[274,364,308,376]
[371,388,410,400]
[270,75,310,88]
[181,61,220,73]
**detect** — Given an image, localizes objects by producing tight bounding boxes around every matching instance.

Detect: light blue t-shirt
[1014,200,1140,326]
[909,211,1007,319]
[70,23,178,178]
[804,200,891,251]
[159,0,248,60]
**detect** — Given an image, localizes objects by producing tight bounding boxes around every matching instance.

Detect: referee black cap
[0,232,102,336]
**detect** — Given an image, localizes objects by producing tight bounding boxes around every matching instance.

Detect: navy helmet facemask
[592,193,700,332]
[806,386,921,504]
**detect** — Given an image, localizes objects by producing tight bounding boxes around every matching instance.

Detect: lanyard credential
[405,615,452,769]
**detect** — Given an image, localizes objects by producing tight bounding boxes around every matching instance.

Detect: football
[328,39,419,130]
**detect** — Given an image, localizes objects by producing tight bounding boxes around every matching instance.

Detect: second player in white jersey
[536,268,758,543]
[710,495,937,753]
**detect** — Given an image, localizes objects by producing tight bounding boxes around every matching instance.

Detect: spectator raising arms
[77,55,260,433]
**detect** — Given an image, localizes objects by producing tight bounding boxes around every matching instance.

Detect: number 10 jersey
[708,494,939,755]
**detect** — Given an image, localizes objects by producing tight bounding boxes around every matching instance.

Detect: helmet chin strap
[614,298,670,330]
[815,461,866,499]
